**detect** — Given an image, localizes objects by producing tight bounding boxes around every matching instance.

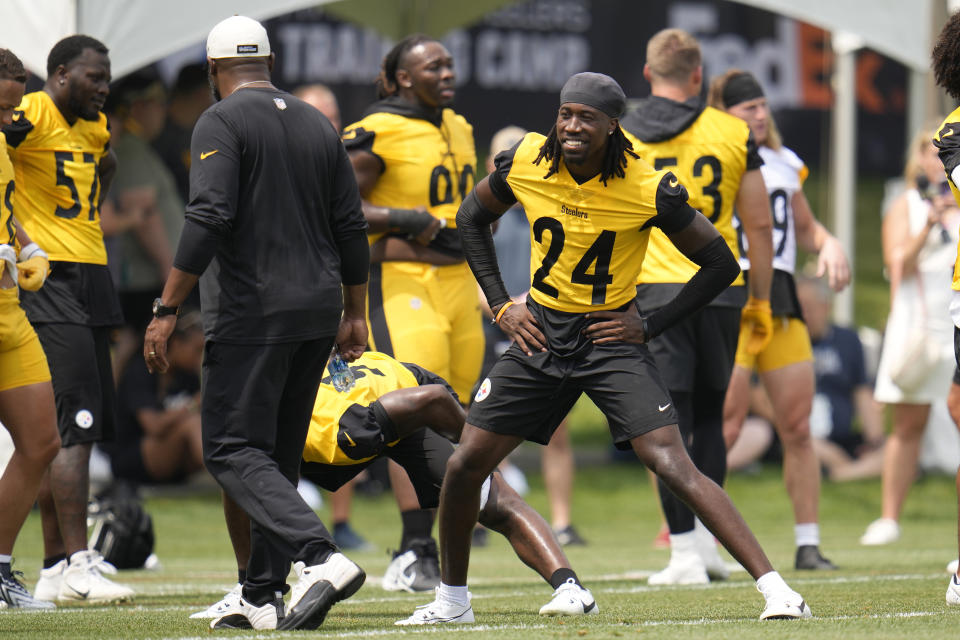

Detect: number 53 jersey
[4,91,111,265]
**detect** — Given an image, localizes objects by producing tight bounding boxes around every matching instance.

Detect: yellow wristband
[494,300,515,324]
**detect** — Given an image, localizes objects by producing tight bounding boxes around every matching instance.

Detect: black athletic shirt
[175,88,367,344]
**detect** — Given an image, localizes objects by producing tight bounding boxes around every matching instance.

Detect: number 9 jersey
[4,91,111,265]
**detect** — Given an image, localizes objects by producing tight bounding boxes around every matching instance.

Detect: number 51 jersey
[4,91,111,265]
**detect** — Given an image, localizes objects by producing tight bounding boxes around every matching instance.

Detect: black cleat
[554,525,587,547]
[795,545,837,570]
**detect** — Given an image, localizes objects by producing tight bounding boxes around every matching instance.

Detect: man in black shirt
[143,16,369,632]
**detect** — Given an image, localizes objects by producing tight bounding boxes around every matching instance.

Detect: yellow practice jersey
[492,132,692,313]
[624,106,753,286]
[933,106,960,291]
[0,137,16,248]
[302,351,421,465]
[4,91,110,264]
[342,101,476,246]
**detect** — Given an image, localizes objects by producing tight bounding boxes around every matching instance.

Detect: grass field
[1,460,957,639]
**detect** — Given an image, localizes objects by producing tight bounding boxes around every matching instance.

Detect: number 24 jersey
[4,91,110,265]
[491,132,692,313]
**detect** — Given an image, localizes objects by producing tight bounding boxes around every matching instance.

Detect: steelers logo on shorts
[474,378,491,403]
[75,409,94,429]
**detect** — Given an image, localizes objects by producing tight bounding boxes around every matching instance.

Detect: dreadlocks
[533,123,638,185]
[933,12,960,101]
[376,34,435,99]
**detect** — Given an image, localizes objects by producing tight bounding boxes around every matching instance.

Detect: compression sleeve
[641,236,740,339]
[456,190,510,310]
[173,217,220,276]
[338,231,370,286]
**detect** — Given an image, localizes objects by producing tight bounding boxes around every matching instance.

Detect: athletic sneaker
[0,569,55,609]
[59,550,134,603]
[395,588,474,625]
[189,583,242,619]
[278,553,365,630]
[947,559,959,575]
[554,525,587,546]
[333,522,374,552]
[759,591,813,620]
[648,552,709,585]
[947,573,960,605]
[794,545,837,570]
[538,578,598,616]
[860,518,900,545]
[381,538,440,593]
[211,594,282,630]
[33,559,66,602]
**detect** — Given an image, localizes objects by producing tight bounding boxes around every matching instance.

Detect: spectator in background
[106,73,185,376]
[799,275,885,481]
[293,84,340,131]
[479,124,586,546]
[861,125,960,546]
[104,313,204,485]
[153,63,211,204]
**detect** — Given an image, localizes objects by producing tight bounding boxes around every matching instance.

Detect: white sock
[795,522,820,547]
[668,530,700,560]
[0,554,11,564]
[756,571,791,597]
[438,582,469,606]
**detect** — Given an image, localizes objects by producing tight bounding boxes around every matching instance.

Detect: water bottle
[328,352,356,392]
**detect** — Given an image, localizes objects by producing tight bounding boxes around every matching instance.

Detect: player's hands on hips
[17,243,49,291]
[144,315,177,374]
[739,296,773,355]
[816,236,850,292]
[496,301,546,356]
[336,312,368,361]
[583,305,646,344]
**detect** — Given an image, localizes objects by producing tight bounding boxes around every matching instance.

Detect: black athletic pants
[201,336,337,600]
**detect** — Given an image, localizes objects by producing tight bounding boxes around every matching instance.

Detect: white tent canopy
[0,0,942,80]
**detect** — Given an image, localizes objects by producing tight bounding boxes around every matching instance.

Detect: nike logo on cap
[200,150,219,160]
[658,403,671,412]
[343,432,357,447]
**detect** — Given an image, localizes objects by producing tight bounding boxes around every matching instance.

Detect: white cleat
[539,578,599,616]
[210,595,281,630]
[190,583,242,619]
[760,592,813,620]
[860,518,900,546]
[33,559,66,602]
[395,588,474,625]
[648,554,709,586]
[59,551,134,603]
[278,553,366,631]
[947,573,960,605]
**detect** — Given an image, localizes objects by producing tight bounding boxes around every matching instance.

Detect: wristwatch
[152,298,180,318]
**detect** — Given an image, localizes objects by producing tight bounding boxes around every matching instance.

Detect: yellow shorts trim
[0,292,51,391]
[735,316,812,373]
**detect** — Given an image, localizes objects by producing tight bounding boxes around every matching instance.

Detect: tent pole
[830,30,860,326]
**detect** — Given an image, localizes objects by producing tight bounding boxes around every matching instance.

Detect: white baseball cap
[206,15,271,60]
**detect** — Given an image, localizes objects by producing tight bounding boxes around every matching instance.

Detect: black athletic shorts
[646,306,741,393]
[467,340,677,450]
[20,261,124,326]
[34,323,117,446]
[300,427,453,509]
